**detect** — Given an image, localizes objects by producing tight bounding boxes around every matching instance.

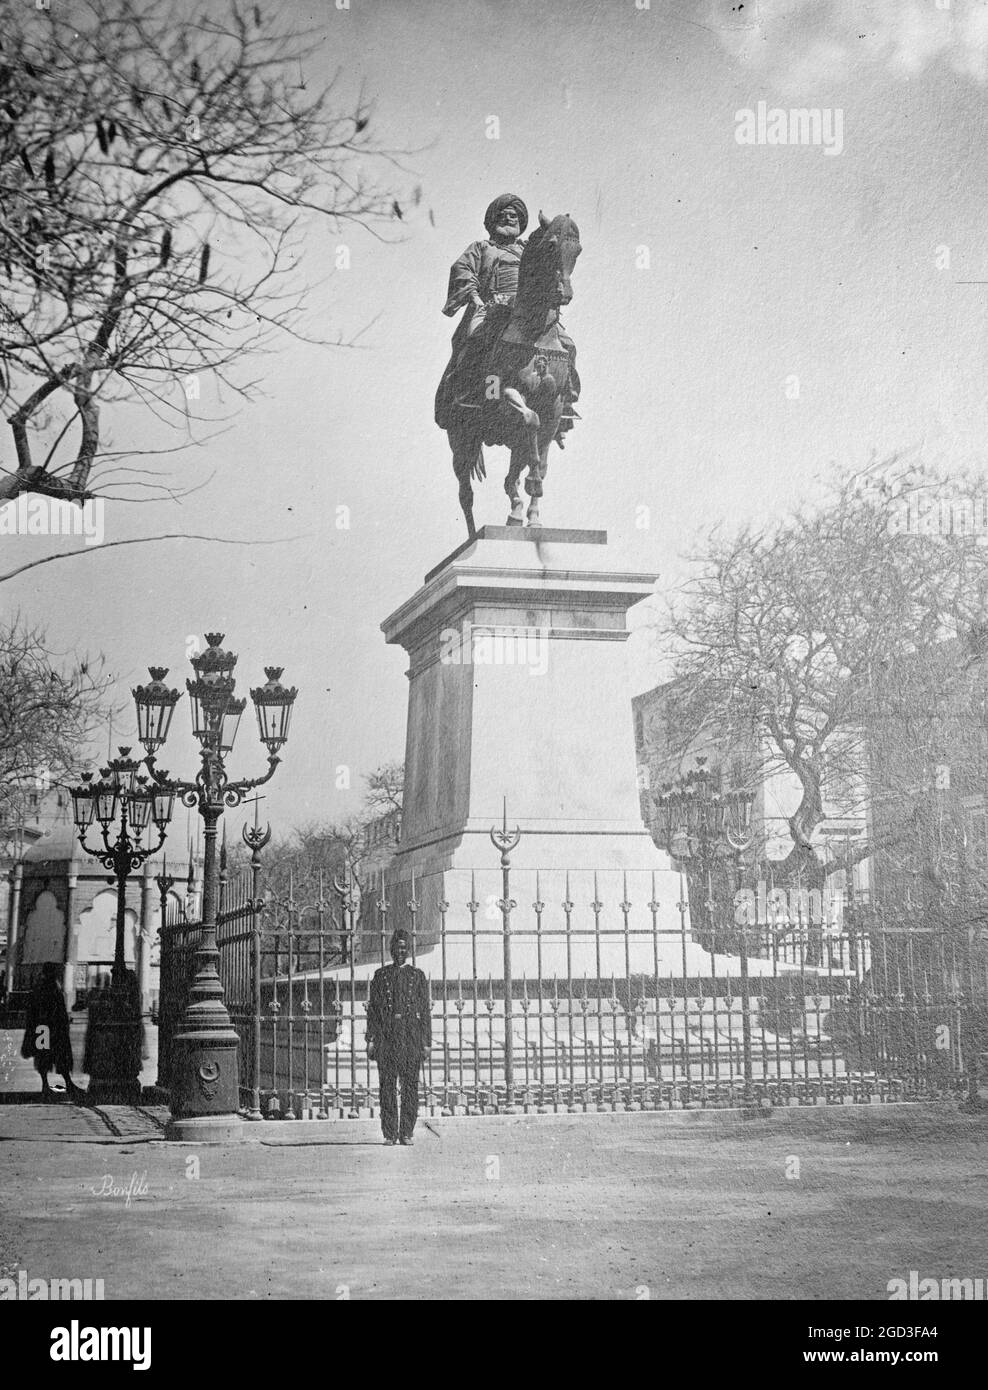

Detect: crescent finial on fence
[242,819,272,852]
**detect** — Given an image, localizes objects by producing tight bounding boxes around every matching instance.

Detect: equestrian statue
[435,193,582,537]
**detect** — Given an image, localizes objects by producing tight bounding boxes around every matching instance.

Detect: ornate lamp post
[70,749,176,1103]
[133,634,297,1140]
[653,758,756,1098]
[654,760,755,937]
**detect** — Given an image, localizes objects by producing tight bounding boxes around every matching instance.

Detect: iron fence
[157,831,988,1119]
[156,896,200,1094]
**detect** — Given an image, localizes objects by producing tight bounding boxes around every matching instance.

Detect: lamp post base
[84,987,144,1106]
[167,1024,242,1138]
[164,1113,244,1143]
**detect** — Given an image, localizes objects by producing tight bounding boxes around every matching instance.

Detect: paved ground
[1,1097,986,1301]
[4,1026,986,1301]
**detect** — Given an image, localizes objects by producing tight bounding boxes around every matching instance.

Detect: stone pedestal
[379,527,707,978]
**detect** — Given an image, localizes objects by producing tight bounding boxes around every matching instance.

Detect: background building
[1,785,73,1003]
[3,821,200,1021]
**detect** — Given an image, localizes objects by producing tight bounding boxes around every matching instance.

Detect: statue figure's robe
[434,236,525,429]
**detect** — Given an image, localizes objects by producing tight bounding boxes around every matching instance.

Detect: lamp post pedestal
[85,984,143,1105]
[164,802,243,1142]
[163,967,243,1141]
[164,1038,243,1142]
[87,882,143,1104]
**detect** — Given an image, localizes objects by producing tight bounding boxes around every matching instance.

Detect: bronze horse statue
[440,212,581,537]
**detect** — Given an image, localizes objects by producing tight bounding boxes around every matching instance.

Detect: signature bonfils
[88,1172,149,1208]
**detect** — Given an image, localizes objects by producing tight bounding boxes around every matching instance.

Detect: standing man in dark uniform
[366,928,432,1146]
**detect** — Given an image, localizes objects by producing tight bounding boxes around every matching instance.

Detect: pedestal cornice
[383,528,659,655]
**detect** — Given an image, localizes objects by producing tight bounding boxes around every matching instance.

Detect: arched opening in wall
[18,889,67,993]
[73,891,138,1008]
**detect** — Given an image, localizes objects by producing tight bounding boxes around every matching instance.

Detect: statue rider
[435,193,579,443]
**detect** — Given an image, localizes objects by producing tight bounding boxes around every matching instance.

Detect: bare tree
[225,761,403,971]
[363,760,404,817]
[0,0,400,506]
[0,615,115,855]
[867,641,988,930]
[657,460,988,888]
[265,761,404,906]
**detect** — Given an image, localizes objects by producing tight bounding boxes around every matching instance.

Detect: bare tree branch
[0,0,407,505]
[0,529,307,584]
[0,614,116,855]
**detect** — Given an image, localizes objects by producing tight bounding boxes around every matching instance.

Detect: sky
[5,0,988,836]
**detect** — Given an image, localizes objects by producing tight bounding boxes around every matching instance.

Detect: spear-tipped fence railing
[157,815,988,1118]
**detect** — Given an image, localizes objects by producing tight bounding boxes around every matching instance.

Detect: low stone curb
[244,1098,984,1144]
[1,1098,981,1147]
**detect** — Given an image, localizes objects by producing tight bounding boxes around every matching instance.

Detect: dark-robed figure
[21,963,83,1101]
[366,928,432,1146]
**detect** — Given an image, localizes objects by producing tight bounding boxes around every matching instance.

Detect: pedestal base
[164,1113,244,1143]
[370,860,764,980]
